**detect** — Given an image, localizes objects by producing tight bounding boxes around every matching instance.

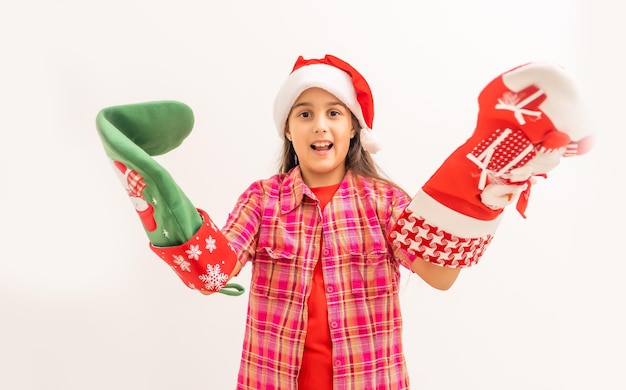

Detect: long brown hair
[278,114,408,194]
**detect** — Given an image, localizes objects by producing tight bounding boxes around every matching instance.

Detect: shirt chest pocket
[252,247,300,300]
[350,251,396,298]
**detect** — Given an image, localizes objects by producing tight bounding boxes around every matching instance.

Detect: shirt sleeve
[221,181,265,268]
[382,186,417,270]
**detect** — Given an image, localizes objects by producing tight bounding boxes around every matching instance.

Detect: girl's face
[285,87,356,187]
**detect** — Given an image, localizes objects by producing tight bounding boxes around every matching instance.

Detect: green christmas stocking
[96,100,244,296]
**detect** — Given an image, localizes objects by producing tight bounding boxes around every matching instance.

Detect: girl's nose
[314,117,328,133]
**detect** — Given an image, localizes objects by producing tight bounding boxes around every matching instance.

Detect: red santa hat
[273,54,382,153]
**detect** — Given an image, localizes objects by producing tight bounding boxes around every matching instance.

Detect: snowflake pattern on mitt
[205,235,217,253]
[199,264,230,292]
[150,209,238,293]
[172,254,191,272]
[185,244,202,260]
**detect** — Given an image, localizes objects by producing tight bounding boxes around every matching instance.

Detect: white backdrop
[1,0,623,389]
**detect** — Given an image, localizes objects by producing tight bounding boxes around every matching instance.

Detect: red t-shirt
[297,184,339,390]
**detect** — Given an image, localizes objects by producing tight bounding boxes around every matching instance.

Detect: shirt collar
[279,166,354,214]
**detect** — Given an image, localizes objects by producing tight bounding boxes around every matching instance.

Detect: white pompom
[360,127,382,154]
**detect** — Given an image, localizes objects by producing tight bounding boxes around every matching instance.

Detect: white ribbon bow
[495,89,544,125]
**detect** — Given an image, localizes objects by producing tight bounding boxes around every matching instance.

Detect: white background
[1,0,623,389]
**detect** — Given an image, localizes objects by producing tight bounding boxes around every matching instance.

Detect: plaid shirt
[223,167,416,390]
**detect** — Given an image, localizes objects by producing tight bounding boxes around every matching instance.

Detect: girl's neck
[300,167,346,188]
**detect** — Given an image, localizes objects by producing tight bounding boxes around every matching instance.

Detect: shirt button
[326,285,334,293]
[330,321,339,329]
[323,249,330,256]
[334,359,342,367]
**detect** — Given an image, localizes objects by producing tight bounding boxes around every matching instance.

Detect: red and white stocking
[389,62,593,267]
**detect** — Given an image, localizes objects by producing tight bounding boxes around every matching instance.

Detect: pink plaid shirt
[223,167,417,389]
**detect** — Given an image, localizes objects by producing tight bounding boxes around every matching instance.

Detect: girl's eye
[329,110,341,117]
[298,111,310,118]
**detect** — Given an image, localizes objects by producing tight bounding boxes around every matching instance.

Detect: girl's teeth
[312,143,332,150]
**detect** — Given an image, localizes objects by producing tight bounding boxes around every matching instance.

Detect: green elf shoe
[96,100,244,296]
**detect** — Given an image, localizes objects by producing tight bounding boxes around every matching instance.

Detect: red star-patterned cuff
[390,206,494,268]
[150,209,238,293]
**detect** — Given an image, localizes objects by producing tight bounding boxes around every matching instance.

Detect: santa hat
[273,54,382,153]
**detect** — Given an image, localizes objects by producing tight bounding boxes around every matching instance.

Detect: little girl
[97,54,592,389]
[222,55,459,389]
